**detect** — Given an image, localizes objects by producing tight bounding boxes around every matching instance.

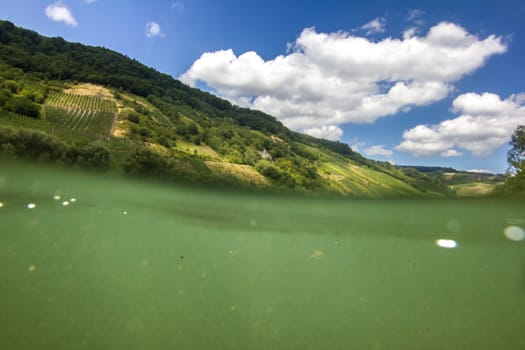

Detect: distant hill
[0,20,452,197]
[399,165,506,196]
[398,165,458,173]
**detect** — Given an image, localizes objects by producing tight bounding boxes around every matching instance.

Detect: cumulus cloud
[364,145,394,157]
[441,149,463,157]
[403,27,419,40]
[146,22,165,38]
[361,17,386,35]
[181,22,506,139]
[397,92,525,157]
[45,2,78,27]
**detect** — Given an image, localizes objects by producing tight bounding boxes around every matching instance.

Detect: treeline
[0,125,110,170]
[0,126,260,189]
[122,147,252,189]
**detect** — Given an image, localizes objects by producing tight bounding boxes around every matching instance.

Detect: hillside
[0,20,450,197]
[399,166,506,196]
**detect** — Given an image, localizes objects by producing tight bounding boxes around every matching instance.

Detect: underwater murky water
[1,161,524,349]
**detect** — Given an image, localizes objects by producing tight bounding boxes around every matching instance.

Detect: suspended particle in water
[504,226,525,241]
[70,198,76,203]
[0,202,3,208]
[53,195,61,200]
[62,201,70,206]
[28,265,36,272]
[123,211,128,215]
[310,250,324,259]
[27,203,36,209]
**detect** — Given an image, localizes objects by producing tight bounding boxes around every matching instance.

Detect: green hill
[399,166,506,196]
[0,20,450,197]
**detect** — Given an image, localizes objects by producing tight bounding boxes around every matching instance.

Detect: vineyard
[46,93,117,113]
[44,93,118,139]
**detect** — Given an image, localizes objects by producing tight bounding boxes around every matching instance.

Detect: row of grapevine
[45,105,115,139]
[46,93,118,113]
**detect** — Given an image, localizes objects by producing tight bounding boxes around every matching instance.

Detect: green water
[1,162,524,349]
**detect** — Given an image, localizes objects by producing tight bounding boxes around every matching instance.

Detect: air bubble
[504,226,525,241]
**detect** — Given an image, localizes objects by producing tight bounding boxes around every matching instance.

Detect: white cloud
[397,92,525,157]
[146,22,165,38]
[350,141,365,153]
[441,149,463,157]
[45,2,78,27]
[84,0,96,4]
[361,17,386,35]
[403,27,418,40]
[406,9,425,22]
[181,22,507,140]
[303,125,343,141]
[364,145,394,157]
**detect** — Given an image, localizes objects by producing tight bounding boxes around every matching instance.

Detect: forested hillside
[0,20,450,196]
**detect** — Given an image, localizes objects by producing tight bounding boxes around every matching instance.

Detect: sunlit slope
[98,85,428,195]
[320,162,420,196]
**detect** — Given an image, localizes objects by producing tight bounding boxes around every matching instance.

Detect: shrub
[0,88,11,106]
[2,80,20,93]
[127,111,140,123]
[123,147,169,178]
[5,96,41,119]
[0,126,67,161]
[255,160,283,180]
[77,141,111,170]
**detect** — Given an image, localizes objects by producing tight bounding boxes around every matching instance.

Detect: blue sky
[1,0,524,173]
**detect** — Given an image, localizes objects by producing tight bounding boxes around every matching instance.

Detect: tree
[5,96,41,118]
[123,147,169,178]
[507,125,525,176]
[504,125,525,194]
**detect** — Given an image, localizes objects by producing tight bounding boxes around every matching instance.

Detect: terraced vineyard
[44,93,118,139]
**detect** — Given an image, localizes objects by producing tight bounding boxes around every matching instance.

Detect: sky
[1,0,524,173]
